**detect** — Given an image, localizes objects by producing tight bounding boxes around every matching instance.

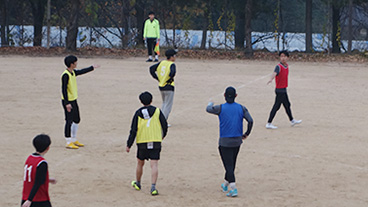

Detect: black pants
[146,38,157,56]
[268,91,293,123]
[21,200,52,207]
[62,100,80,138]
[218,146,240,183]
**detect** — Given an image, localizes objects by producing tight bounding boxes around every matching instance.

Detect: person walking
[126,92,168,196]
[266,50,302,129]
[206,87,253,197]
[149,49,177,125]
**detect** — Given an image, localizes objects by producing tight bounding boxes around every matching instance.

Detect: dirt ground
[0,56,367,207]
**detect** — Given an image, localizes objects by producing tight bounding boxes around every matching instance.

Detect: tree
[30,0,47,46]
[305,0,313,53]
[331,2,341,53]
[0,0,9,46]
[234,0,246,49]
[66,0,81,51]
[135,0,145,47]
[347,0,353,53]
[245,0,253,57]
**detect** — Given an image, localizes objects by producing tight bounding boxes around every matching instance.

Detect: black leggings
[62,100,80,137]
[146,38,157,56]
[21,200,52,207]
[267,91,293,123]
[218,146,240,183]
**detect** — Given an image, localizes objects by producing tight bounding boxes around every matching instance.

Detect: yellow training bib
[136,108,163,143]
[61,70,78,101]
[157,60,175,87]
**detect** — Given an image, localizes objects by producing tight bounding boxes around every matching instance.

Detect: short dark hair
[225,86,236,103]
[64,55,78,68]
[148,11,155,15]
[139,91,153,105]
[33,134,51,153]
[279,50,289,57]
[165,49,177,59]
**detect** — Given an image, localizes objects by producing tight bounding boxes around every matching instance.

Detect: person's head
[148,11,155,20]
[139,91,153,106]
[279,50,289,64]
[165,49,177,61]
[64,55,78,69]
[224,86,237,103]
[33,134,51,154]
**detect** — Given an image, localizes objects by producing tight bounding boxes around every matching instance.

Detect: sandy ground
[0,56,368,207]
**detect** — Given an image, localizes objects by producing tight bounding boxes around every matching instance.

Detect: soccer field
[0,56,367,207]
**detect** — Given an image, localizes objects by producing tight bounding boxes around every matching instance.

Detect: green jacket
[143,19,160,39]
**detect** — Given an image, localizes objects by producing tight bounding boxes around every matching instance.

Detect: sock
[136,181,141,188]
[155,55,158,60]
[65,138,72,145]
[224,180,229,186]
[151,183,156,191]
[71,123,78,142]
[149,56,152,60]
[229,182,236,190]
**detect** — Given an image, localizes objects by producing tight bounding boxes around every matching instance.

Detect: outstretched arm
[74,64,100,76]
[267,65,280,84]
[206,102,221,115]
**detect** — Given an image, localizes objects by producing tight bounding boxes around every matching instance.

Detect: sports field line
[208,73,272,101]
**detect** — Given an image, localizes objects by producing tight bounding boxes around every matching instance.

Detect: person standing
[206,87,253,197]
[266,50,302,129]
[22,134,57,207]
[143,11,160,62]
[149,49,177,125]
[126,92,168,196]
[61,55,100,149]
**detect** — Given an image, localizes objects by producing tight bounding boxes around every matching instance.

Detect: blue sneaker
[221,183,228,192]
[226,188,238,197]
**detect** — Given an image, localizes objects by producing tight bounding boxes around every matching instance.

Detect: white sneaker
[266,123,278,129]
[291,119,302,126]
[167,124,171,127]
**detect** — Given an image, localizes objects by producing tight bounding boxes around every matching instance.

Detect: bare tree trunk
[46,0,51,49]
[0,0,9,46]
[234,0,245,50]
[305,0,313,53]
[347,0,353,54]
[135,0,145,46]
[200,11,208,49]
[244,0,253,57]
[332,3,341,53]
[66,0,80,51]
[30,0,47,46]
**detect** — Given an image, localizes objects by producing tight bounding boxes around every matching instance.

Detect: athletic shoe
[221,183,228,192]
[167,124,171,127]
[131,181,141,191]
[151,189,159,196]
[154,59,159,62]
[266,123,278,129]
[66,142,79,149]
[226,188,238,197]
[73,141,84,147]
[291,119,302,126]
[146,59,153,62]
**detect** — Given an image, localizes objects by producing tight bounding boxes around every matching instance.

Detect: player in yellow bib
[126,92,168,196]
[61,55,100,149]
[149,49,177,126]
